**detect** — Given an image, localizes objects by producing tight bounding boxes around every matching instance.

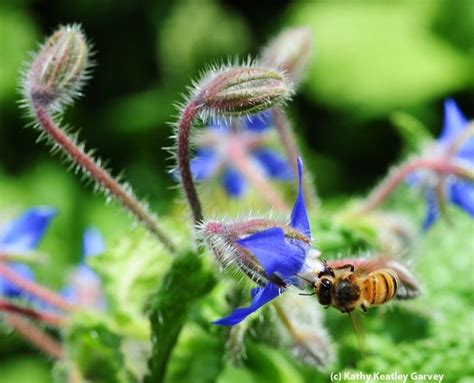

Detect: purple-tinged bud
[261,27,312,84]
[195,64,293,118]
[22,24,90,112]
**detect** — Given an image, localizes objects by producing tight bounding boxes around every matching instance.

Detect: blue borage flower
[411,99,474,229]
[61,227,106,309]
[190,110,294,197]
[205,158,322,326]
[0,207,56,298]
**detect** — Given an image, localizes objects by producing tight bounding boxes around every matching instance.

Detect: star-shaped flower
[190,111,294,197]
[414,99,474,229]
[212,158,322,326]
[0,207,56,299]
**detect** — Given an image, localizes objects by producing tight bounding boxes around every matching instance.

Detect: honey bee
[310,257,420,313]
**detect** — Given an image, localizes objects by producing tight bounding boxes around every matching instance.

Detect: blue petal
[213,283,281,326]
[439,99,468,145]
[422,190,439,231]
[0,263,34,298]
[243,111,273,132]
[237,227,306,279]
[252,148,294,181]
[190,149,220,180]
[0,207,57,252]
[290,158,311,238]
[82,227,106,258]
[450,180,474,216]
[221,167,247,197]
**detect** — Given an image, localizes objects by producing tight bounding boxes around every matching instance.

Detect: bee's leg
[360,303,368,312]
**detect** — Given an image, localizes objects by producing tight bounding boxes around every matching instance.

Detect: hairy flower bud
[262,27,312,84]
[195,64,293,118]
[23,24,90,112]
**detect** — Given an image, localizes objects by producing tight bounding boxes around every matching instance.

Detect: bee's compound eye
[318,278,332,306]
[321,279,332,289]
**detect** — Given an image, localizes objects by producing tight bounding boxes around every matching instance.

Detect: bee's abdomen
[363,270,398,306]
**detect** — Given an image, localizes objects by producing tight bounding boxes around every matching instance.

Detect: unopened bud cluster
[22,24,90,112]
[193,64,293,118]
[262,27,312,84]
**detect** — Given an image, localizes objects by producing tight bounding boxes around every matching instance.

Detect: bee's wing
[326,256,421,299]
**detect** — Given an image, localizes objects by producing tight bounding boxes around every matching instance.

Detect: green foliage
[289,1,472,115]
[88,228,173,338]
[0,356,51,383]
[158,1,250,81]
[65,314,133,383]
[145,251,216,383]
[1,1,473,382]
[0,5,37,105]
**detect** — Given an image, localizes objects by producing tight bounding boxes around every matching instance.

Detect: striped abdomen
[362,270,398,306]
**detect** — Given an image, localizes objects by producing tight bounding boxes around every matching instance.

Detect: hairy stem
[5,314,64,359]
[272,108,317,208]
[357,157,474,215]
[176,100,203,224]
[0,300,65,326]
[33,105,176,252]
[0,263,76,311]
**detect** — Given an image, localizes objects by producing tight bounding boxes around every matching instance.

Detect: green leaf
[145,250,216,383]
[165,323,224,383]
[289,1,473,115]
[88,228,173,338]
[65,314,133,383]
[245,343,305,383]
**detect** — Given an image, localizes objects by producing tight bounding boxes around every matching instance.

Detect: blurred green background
[0,0,473,382]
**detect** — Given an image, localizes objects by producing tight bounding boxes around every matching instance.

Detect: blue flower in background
[61,227,106,309]
[415,99,474,230]
[0,207,56,254]
[213,158,322,326]
[0,207,56,298]
[190,111,294,197]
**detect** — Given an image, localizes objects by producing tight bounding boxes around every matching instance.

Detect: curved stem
[0,263,76,312]
[272,108,318,208]
[0,300,65,327]
[357,157,474,215]
[176,100,203,224]
[5,314,64,359]
[228,146,289,211]
[33,105,176,253]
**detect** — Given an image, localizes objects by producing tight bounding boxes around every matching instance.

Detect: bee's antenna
[295,273,313,284]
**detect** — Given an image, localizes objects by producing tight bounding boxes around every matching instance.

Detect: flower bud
[195,64,293,118]
[261,27,312,84]
[23,24,90,112]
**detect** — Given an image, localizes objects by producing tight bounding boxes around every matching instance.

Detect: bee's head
[315,276,333,306]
